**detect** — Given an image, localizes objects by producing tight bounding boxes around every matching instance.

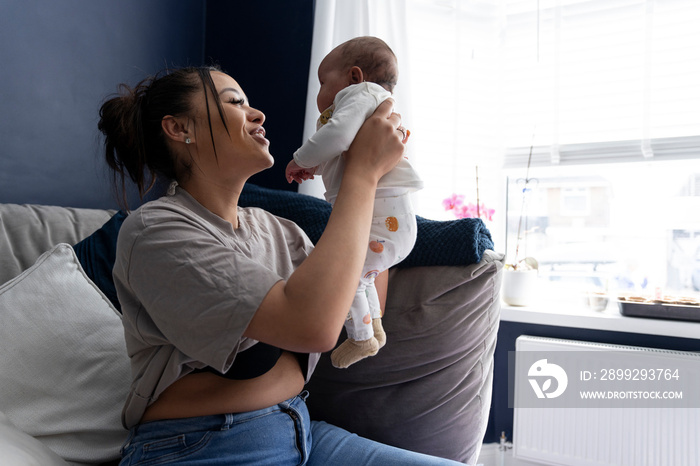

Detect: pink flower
[442,194,465,211]
[455,204,470,219]
[442,194,494,221]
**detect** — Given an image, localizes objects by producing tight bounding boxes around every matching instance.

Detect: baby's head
[316,36,398,112]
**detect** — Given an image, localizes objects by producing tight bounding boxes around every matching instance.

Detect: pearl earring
[185,137,191,144]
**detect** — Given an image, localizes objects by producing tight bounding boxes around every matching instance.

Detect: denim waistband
[131,390,310,438]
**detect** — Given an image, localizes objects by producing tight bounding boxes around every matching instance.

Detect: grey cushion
[306,249,504,464]
[0,244,129,464]
[0,203,115,285]
[0,411,69,466]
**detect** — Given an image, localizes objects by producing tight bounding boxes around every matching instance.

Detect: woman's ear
[161,116,192,144]
[349,66,364,85]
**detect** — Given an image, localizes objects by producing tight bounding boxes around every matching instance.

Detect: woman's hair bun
[98,66,223,208]
[98,79,153,206]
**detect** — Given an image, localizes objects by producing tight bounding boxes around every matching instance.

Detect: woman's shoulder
[121,195,188,230]
[119,192,228,249]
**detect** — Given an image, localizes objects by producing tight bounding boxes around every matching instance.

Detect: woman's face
[189,72,272,181]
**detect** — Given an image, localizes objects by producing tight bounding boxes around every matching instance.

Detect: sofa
[0,184,504,465]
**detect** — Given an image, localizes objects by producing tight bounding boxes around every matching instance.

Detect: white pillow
[0,244,129,464]
[0,410,69,466]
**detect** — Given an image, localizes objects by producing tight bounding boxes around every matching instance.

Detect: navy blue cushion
[239,185,332,244]
[239,184,494,268]
[73,185,494,311]
[73,211,127,311]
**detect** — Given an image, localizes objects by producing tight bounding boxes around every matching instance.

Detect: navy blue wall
[0,0,313,209]
[0,0,206,209]
[204,0,314,191]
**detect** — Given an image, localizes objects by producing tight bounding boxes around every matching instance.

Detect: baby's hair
[337,36,398,92]
[98,65,227,209]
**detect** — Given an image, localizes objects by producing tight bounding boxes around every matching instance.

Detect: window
[400,0,700,307]
[504,160,700,304]
[308,0,700,309]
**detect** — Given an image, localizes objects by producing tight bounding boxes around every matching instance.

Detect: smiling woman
[97,65,462,465]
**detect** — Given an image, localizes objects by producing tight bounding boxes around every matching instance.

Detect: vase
[502,268,538,306]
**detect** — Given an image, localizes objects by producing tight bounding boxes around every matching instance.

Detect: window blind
[502,0,700,167]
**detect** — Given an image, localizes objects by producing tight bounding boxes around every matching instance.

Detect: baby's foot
[372,318,386,349]
[331,337,379,369]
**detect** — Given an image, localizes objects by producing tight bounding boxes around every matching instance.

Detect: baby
[286,36,423,368]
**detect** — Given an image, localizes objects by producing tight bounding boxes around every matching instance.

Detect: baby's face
[316,50,350,113]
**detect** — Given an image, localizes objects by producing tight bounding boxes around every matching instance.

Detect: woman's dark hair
[98,65,228,208]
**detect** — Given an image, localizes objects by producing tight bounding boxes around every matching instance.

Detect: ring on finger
[397,126,407,140]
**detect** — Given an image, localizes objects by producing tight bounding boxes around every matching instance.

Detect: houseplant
[442,167,495,222]
[502,139,539,306]
[441,163,538,306]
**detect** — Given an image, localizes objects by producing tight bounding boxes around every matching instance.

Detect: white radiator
[512,336,700,466]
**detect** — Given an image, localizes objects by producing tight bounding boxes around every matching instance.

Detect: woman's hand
[343,99,405,184]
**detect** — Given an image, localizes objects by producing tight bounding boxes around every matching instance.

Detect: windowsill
[500,299,700,340]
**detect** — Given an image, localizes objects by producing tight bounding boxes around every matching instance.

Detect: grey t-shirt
[113,186,317,428]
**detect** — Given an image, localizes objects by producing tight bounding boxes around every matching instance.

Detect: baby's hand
[285,160,317,184]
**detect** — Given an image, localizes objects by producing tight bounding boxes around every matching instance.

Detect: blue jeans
[119,391,465,465]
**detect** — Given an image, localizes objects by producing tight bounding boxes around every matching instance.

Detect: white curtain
[302,0,505,228]
[401,0,504,222]
[299,0,414,198]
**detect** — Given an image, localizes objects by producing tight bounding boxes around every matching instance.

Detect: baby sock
[372,318,386,349]
[331,337,379,369]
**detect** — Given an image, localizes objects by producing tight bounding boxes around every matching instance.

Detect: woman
[99,66,462,465]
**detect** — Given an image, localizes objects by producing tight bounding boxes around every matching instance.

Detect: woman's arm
[246,100,403,352]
